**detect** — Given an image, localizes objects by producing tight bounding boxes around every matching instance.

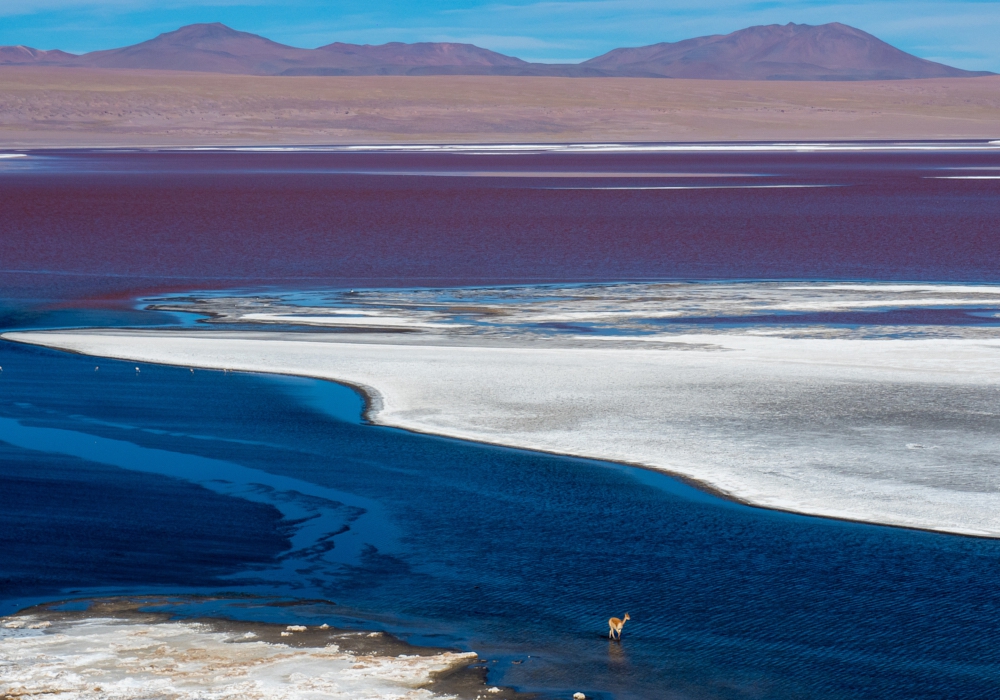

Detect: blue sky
[2,0,998,70]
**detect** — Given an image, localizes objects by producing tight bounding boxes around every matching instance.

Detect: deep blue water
[2,332,1000,699]
[3,148,1000,699]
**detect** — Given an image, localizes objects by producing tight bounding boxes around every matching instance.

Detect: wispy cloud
[0,0,271,16]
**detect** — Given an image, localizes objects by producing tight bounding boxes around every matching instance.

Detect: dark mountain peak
[75,22,304,73]
[169,21,236,35]
[126,22,296,53]
[583,22,992,80]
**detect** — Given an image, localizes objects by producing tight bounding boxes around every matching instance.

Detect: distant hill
[0,22,991,80]
[0,23,537,76]
[0,45,76,66]
[75,23,308,74]
[292,41,530,76]
[582,23,989,80]
[77,24,536,76]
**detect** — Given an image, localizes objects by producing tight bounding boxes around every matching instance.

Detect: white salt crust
[0,615,473,700]
[7,329,1000,537]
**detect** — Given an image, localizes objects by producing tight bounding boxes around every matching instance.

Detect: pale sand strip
[7,329,1000,537]
[2,68,1000,146]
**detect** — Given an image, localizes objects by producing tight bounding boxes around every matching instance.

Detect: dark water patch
[535,321,597,332]
[0,441,288,604]
[649,307,1000,327]
[0,342,397,606]
[0,303,184,333]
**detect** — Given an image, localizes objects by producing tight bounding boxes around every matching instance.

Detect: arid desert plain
[2,68,1000,146]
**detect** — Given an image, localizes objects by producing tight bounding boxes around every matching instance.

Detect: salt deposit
[8,281,1000,537]
[0,615,474,700]
[148,280,1000,341]
[8,328,1000,536]
[242,313,467,329]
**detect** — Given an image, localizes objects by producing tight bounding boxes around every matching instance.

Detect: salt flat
[8,325,1000,537]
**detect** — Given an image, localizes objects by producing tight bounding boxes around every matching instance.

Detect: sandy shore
[7,326,1000,537]
[2,68,1000,146]
[0,597,524,700]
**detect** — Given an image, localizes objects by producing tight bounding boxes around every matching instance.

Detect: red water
[2,149,999,304]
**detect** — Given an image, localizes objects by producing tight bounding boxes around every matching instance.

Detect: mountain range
[0,22,991,80]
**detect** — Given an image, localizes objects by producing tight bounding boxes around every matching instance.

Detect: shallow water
[2,149,1000,699]
[149,279,1000,340]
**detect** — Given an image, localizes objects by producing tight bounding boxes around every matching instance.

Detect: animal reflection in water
[606,635,629,671]
[608,612,630,640]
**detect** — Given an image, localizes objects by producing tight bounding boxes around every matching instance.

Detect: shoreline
[13,332,992,541]
[6,327,1000,538]
[6,139,1000,152]
[0,595,530,700]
